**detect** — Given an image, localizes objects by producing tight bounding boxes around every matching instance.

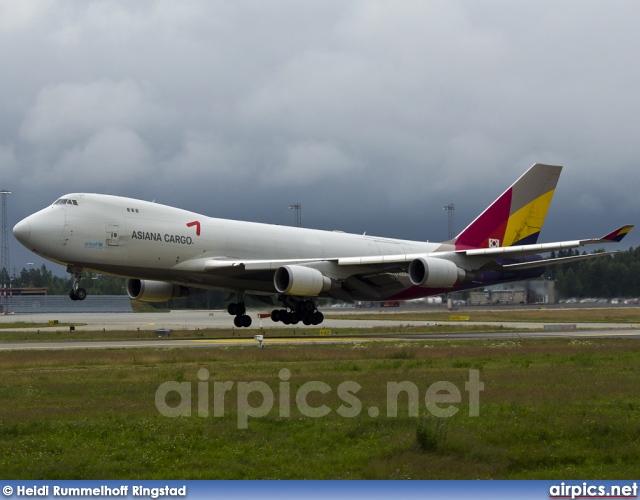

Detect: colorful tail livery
[453,163,562,250]
[599,225,634,243]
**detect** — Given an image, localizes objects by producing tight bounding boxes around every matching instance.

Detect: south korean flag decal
[489,238,500,248]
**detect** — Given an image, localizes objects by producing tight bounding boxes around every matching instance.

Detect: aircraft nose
[13,208,65,257]
[13,218,32,247]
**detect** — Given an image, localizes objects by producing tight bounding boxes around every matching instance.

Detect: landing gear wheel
[66,266,87,302]
[69,287,87,301]
[233,314,252,328]
[270,299,325,326]
[311,311,323,325]
[228,303,246,316]
[301,301,315,314]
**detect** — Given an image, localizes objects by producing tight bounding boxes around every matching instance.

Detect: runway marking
[0,336,384,351]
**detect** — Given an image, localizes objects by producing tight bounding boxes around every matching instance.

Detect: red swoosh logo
[186,221,201,236]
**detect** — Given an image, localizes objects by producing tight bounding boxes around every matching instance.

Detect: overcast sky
[2,0,639,275]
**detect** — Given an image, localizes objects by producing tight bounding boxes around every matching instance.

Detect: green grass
[1,339,639,479]
[0,324,516,342]
[0,322,82,330]
[328,307,640,323]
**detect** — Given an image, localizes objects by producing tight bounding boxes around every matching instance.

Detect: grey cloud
[20,80,161,145]
[3,1,640,273]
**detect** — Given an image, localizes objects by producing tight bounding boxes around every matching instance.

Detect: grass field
[1,337,639,479]
[0,323,517,342]
[326,307,640,323]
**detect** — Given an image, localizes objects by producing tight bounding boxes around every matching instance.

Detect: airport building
[468,280,556,306]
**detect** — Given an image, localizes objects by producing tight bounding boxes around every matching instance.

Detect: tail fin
[453,163,562,250]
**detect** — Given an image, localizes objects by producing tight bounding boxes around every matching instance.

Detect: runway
[2,308,640,331]
[0,309,431,332]
[0,309,639,350]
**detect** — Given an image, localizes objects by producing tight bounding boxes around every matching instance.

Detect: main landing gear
[271,298,324,326]
[226,295,325,327]
[67,266,87,301]
[227,294,252,328]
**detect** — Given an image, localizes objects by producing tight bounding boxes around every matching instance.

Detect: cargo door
[106,224,120,246]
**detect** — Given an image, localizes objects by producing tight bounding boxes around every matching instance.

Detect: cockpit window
[53,198,78,206]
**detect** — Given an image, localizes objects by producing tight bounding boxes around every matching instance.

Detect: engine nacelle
[408,257,466,288]
[126,279,196,302]
[274,265,332,296]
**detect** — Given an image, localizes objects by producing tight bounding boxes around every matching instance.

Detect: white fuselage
[14,193,443,296]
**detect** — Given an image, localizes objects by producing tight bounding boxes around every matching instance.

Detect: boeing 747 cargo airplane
[13,163,633,327]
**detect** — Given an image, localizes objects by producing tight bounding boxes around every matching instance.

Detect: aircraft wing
[497,251,619,271]
[180,224,632,301]
[336,225,634,267]
[477,225,633,271]
[203,258,332,271]
[192,225,633,273]
[184,256,408,301]
[461,225,634,258]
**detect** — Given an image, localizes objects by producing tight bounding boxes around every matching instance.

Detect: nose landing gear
[67,266,87,301]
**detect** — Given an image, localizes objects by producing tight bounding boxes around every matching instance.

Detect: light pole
[1,190,11,284]
[289,203,302,227]
[443,203,455,240]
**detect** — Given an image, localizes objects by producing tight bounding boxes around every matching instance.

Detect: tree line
[1,265,228,308]
[2,246,640,303]
[545,247,640,299]
[2,265,127,295]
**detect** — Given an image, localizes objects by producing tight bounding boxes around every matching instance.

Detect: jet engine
[274,265,332,296]
[126,279,198,302]
[408,257,466,288]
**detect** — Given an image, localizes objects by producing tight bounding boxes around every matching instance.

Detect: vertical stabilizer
[453,163,562,250]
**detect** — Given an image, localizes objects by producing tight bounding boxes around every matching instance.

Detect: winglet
[598,225,634,243]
